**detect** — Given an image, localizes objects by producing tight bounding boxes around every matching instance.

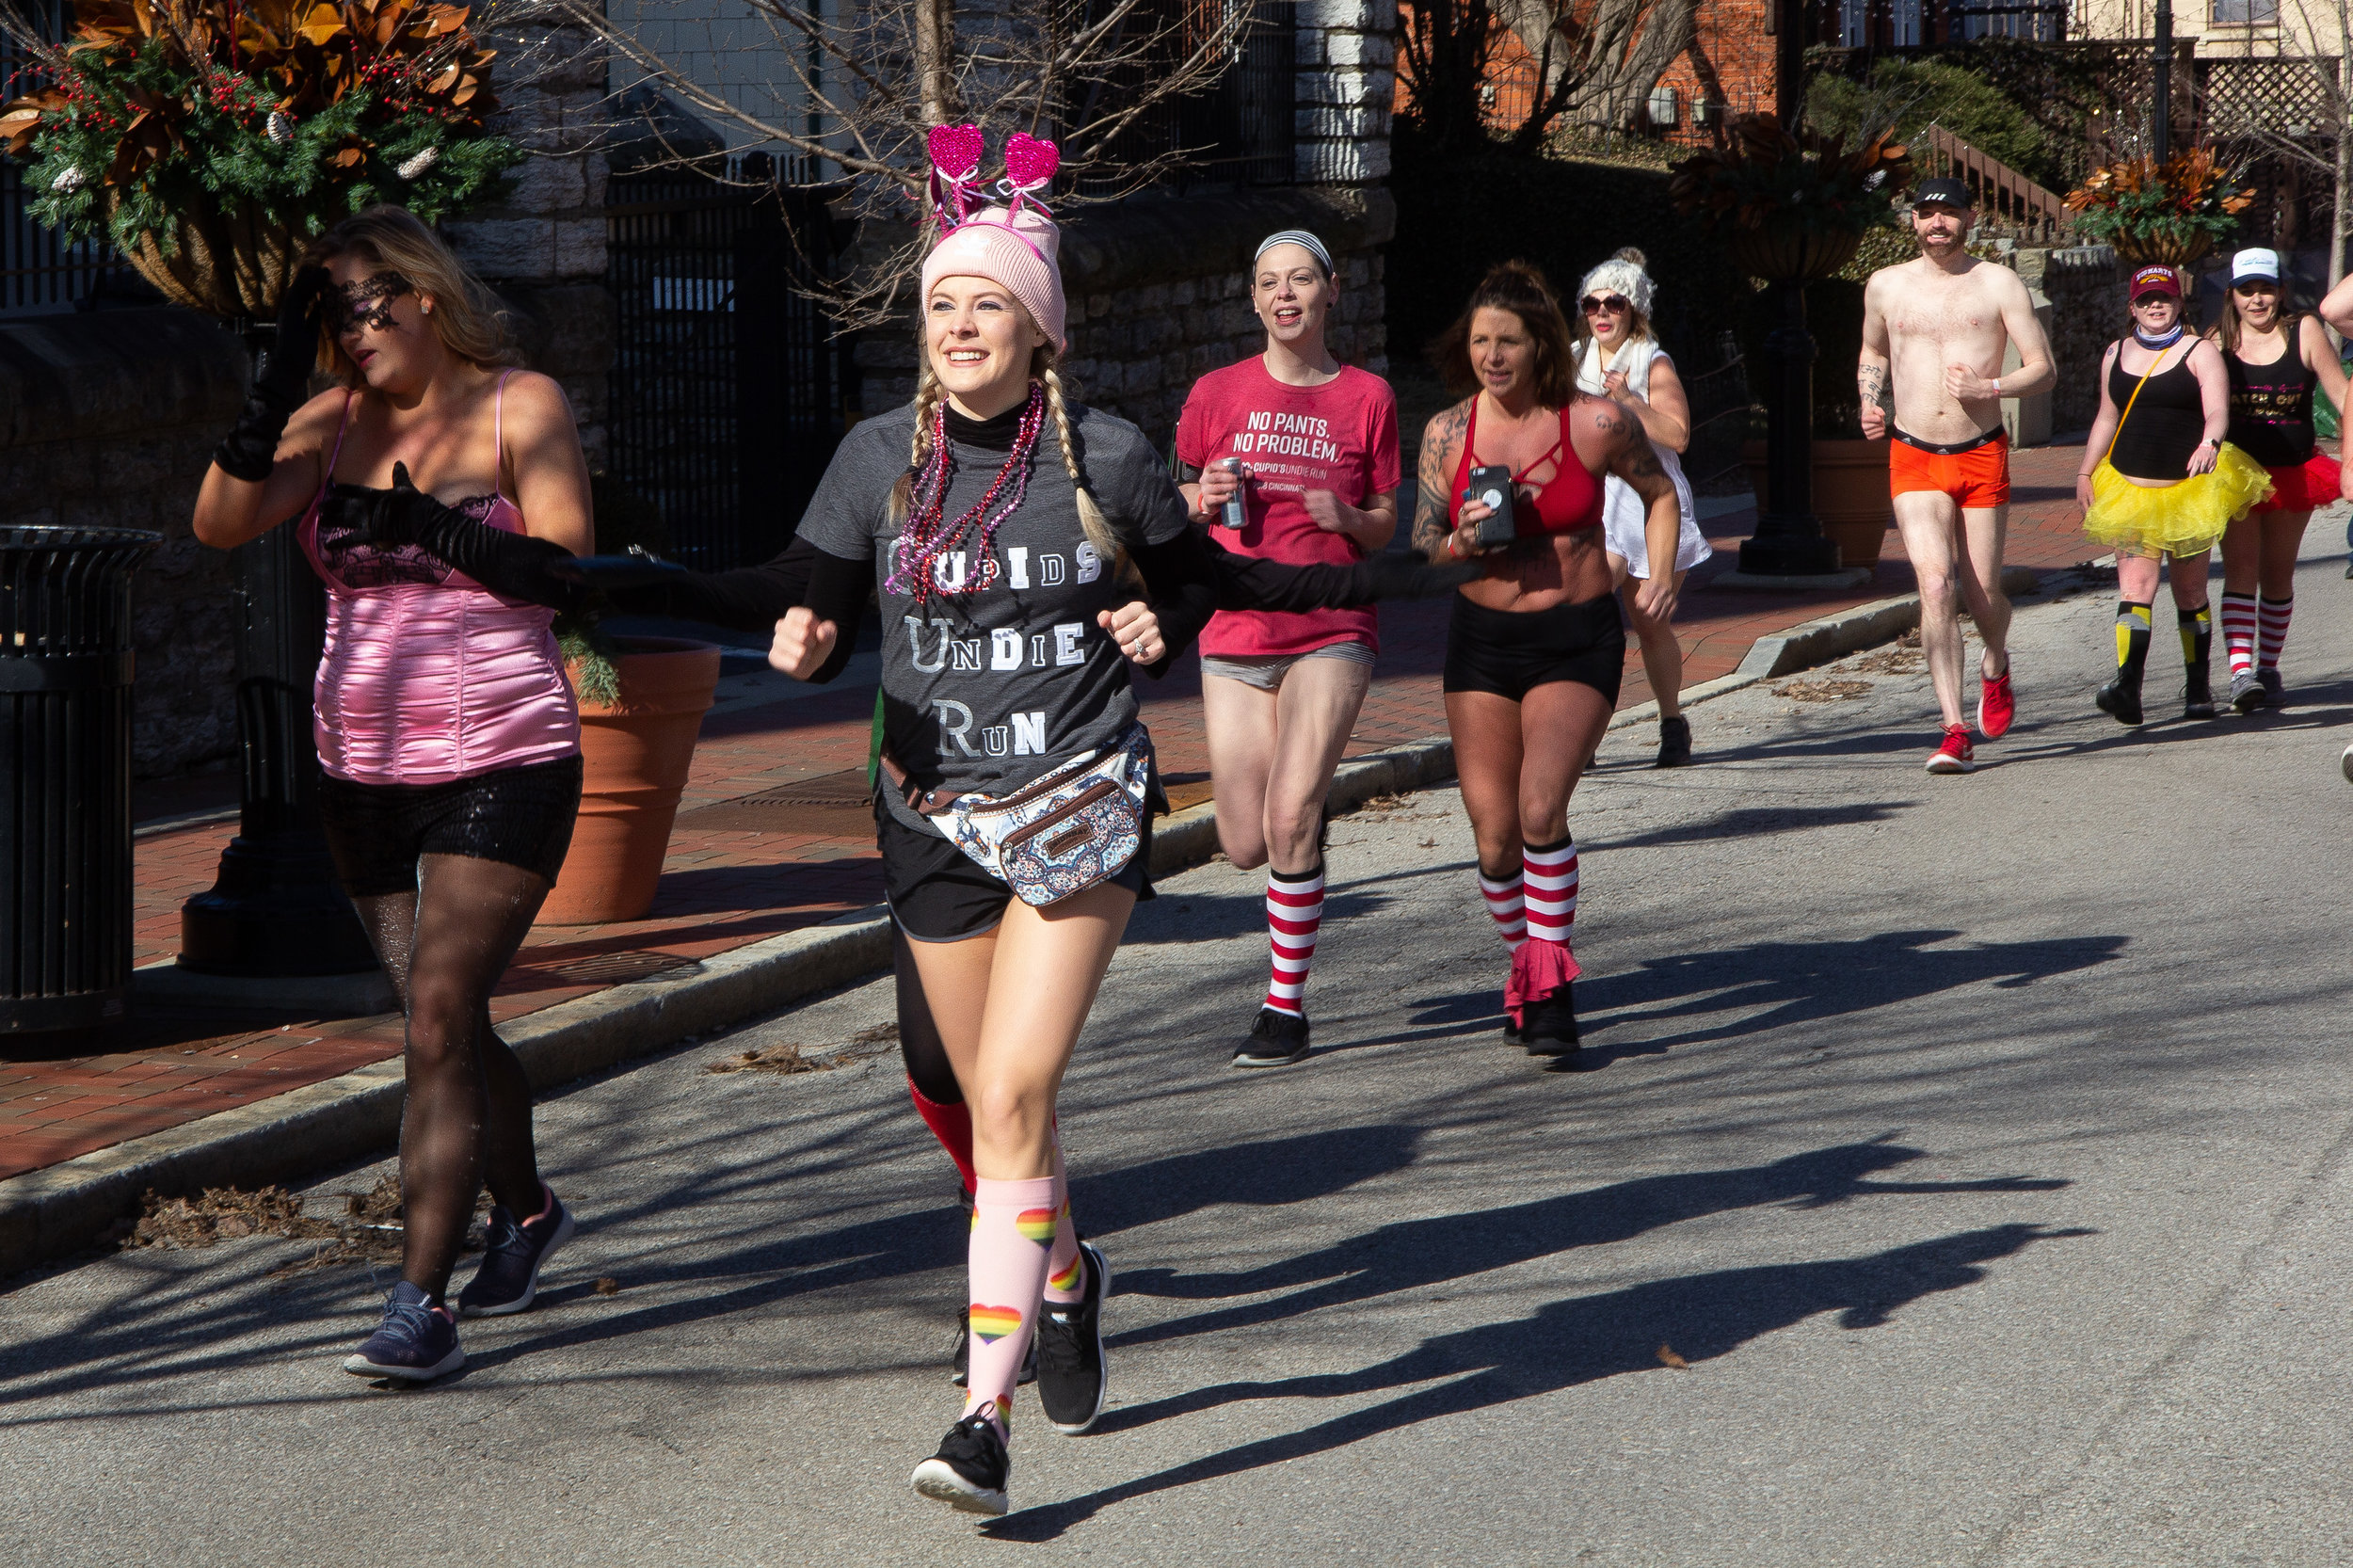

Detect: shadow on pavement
[990,1222,2090,1542]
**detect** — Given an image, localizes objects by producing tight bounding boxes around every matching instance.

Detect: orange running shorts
[1889,428,2011,510]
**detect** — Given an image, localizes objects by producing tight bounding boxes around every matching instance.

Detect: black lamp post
[175,323,378,979]
[2152,0,2173,161]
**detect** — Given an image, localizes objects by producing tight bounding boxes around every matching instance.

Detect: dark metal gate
[605,155,846,570]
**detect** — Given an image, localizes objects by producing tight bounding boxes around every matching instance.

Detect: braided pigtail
[891,360,946,525]
[1038,353,1125,575]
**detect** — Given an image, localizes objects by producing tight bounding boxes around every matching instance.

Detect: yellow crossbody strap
[2102,339,2181,470]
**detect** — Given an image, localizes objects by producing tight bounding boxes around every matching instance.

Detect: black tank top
[2224,339,2317,468]
[2106,345,2204,482]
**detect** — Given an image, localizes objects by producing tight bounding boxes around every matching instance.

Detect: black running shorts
[318,754,584,897]
[878,786,1153,943]
[1441,592,1626,706]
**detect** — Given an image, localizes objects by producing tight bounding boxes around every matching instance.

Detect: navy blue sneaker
[343,1281,463,1382]
[456,1185,574,1318]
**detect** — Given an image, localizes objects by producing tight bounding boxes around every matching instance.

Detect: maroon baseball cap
[2130,265,2183,300]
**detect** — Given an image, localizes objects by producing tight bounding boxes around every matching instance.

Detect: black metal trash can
[0,526,162,1039]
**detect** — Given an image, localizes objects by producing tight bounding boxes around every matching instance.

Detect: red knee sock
[1263,861,1324,1018]
[2259,594,2294,671]
[1506,836,1581,1024]
[2221,592,2258,679]
[1478,868,1527,951]
[908,1079,976,1195]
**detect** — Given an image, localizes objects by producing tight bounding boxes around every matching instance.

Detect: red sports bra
[1449,397,1605,536]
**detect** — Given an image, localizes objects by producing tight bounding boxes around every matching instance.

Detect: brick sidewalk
[0,443,2105,1185]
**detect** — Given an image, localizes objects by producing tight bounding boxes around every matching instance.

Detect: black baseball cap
[1913,177,1975,210]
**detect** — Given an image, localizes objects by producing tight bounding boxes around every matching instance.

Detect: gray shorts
[1199,640,1376,692]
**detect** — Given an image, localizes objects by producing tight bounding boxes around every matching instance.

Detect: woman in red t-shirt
[1176,230,1401,1070]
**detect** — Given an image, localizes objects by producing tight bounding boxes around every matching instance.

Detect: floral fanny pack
[890,722,1155,907]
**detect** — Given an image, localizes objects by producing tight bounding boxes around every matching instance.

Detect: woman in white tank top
[1573,248,1711,766]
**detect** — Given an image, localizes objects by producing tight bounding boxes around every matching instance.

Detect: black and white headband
[1255,230,1334,279]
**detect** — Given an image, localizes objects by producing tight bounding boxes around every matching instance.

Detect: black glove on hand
[322,463,589,615]
[213,266,332,482]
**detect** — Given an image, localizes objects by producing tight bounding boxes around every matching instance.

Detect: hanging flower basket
[1,0,520,320]
[1671,113,1913,285]
[2063,148,2251,271]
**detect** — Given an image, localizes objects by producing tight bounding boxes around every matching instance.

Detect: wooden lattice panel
[2197,56,2340,137]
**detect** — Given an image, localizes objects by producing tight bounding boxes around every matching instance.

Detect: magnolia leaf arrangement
[0,0,519,311]
[2062,147,2254,266]
[1668,113,1916,238]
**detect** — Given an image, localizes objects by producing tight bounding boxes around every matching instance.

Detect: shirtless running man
[1859,176,2057,775]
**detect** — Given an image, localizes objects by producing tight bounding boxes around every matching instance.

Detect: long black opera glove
[212,267,332,482]
[1128,528,1481,677]
[316,462,590,614]
[792,545,872,685]
[602,534,820,629]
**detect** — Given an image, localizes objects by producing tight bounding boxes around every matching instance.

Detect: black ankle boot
[2095,677,2144,726]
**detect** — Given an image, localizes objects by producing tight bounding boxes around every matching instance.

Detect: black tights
[352,853,552,1301]
[893,925,959,1105]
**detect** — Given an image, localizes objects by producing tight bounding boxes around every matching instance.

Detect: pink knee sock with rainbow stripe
[964,1175,1060,1428]
[1043,1144,1085,1304]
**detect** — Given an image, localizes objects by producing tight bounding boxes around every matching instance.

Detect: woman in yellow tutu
[2076,264,2272,724]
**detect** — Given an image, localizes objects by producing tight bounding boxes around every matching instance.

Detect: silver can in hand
[1217,457,1248,529]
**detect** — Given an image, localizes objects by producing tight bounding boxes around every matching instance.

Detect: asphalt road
[8,536,2353,1566]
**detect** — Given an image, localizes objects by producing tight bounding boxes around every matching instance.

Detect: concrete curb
[0,574,2007,1276]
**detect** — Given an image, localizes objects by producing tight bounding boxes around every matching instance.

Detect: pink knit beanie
[918,126,1067,352]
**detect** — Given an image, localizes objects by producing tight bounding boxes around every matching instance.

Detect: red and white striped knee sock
[1478,867,1527,951]
[1522,836,1577,948]
[1263,862,1324,1018]
[2220,592,2258,679]
[2259,594,2294,671]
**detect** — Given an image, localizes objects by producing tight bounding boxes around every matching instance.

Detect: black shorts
[878,786,1154,944]
[1442,592,1626,705]
[318,755,584,897]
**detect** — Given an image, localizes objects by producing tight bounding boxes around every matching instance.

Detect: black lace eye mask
[331,273,415,334]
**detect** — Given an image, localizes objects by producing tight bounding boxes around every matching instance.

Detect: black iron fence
[605,153,847,572]
[1076,0,1296,193]
[1,0,130,315]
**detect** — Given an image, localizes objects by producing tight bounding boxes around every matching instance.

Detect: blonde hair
[889,329,1122,569]
[305,204,520,383]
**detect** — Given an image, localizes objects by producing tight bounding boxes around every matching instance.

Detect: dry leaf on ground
[594,1276,621,1295]
[1657,1343,1690,1369]
[1772,678,1873,702]
[708,1043,838,1075]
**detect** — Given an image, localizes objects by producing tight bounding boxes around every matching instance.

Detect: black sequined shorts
[318,755,584,897]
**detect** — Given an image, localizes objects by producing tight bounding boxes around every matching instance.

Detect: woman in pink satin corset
[193,206,593,1383]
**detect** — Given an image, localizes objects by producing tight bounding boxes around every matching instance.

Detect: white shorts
[1200,639,1375,692]
[1603,450,1711,581]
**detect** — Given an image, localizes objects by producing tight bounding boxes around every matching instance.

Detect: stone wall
[2030,245,2126,436]
[854,184,1396,454]
[0,309,247,778]
[1297,0,1398,185]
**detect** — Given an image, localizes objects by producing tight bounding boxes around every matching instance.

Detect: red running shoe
[1925,725,1976,775]
[1977,664,2015,739]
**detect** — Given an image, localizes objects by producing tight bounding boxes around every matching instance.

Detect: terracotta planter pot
[1741,437,1895,568]
[540,636,723,926]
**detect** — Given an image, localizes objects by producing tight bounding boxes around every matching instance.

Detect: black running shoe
[2094,679,2144,727]
[1656,713,1692,768]
[1523,983,1582,1061]
[1502,1013,1525,1048]
[2183,679,2217,720]
[2259,668,2286,708]
[456,1185,575,1318]
[911,1406,1011,1516]
[1034,1241,1112,1434]
[1231,1007,1310,1068]
[950,1306,1038,1388]
[343,1280,464,1382]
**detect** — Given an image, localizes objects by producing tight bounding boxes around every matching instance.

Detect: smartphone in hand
[1466,465,1517,550]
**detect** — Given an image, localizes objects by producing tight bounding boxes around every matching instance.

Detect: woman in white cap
[2205,246,2350,711]
[1175,229,1401,1069]
[2077,264,2272,725]
[1571,246,1711,765]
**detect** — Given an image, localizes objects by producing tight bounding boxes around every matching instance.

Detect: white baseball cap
[2232,248,2281,285]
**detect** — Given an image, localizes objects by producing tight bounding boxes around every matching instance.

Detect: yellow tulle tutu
[2083,443,2274,558]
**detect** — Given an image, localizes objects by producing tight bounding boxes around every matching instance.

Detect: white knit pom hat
[1577,251,1656,318]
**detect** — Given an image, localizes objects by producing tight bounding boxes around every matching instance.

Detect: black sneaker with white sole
[456,1185,574,1318]
[1034,1241,1111,1434]
[1523,983,1582,1062]
[950,1306,1038,1388]
[343,1280,464,1382]
[911,1406,1011,1516]
[1231,1007,1310,1068]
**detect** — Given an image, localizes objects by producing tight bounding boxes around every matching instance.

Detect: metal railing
[1073,0,1295,193]
[605,153,847,571]
[1,0,132,316]
[1916,124,2075,242]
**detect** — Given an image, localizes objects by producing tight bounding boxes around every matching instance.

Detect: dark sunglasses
[1579,295,1630,314]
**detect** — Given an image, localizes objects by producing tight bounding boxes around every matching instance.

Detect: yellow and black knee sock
[2113,600,2153,689]
[2177,603,2212,686]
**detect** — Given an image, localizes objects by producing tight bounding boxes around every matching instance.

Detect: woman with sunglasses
[192,206,595,1381]
[1413,261,1682,1060]
[2205,247,2351,712]
[2077,264,2273,725]
[1571,248,1709,767]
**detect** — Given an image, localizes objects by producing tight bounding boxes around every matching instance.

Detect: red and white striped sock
[1522,836,1578,947]
[1263,862,1324,1018]
[2259,594,2294,671]
[2220,592,2258,679]
[1478,868,1527,950]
